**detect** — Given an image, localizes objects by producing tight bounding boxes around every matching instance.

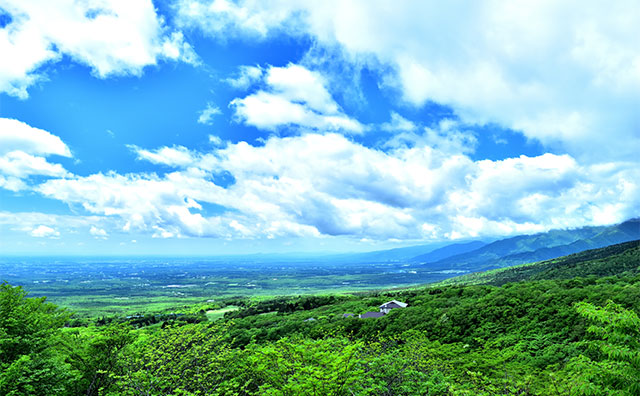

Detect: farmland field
[0,256,465,317]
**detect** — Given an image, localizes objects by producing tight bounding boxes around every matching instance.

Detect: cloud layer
[177,0,640,162]
[30,131,639,242]
[1,2,639,248]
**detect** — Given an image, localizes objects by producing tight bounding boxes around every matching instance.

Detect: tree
[67,324,133,396]
[0,282,78,395]
[551,301,640,395]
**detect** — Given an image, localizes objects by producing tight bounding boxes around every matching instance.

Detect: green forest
[2,240,640,395]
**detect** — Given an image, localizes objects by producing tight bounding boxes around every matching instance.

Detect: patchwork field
[0,256,465,317]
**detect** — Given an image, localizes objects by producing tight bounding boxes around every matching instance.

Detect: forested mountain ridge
[416,218,640,271]
[438,238,640,287]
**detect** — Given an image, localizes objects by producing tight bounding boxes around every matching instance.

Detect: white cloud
[382,118,477,155]
[0,176,26,192]
[0,118,71,157]
[421,121,477,155]
[174,0,297,38]
[231,91,363,133]
[160,31,199,66]
[380,112,416,132]
[208,135,224,146]
[0,0,197,98]
[197,102,222,125]
[0,211,120,246]
[89,225,108,238]
[0,118,71,191]
[36,170,267,239]
[176,1,640,162]
[224,65,263,89]
[265,63,339,114]
[34,134,640,242]
[30,225,60,238]
[0,151,70,178]
[131,145,197,168]
[230,63,364,133]
[0,211,113,230]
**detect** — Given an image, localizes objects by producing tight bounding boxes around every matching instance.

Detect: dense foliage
[0,282,76,395]
[1,240,639,395]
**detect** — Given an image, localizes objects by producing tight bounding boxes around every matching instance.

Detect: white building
[379,300,408,314]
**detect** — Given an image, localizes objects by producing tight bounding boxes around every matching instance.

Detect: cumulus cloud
[160,31,199,65]
[175,0,640,162]
[421,121,477,155]
[0,176,27,192]
[0,0,197,98]
[0,118,71,157]
[36,170,273,239]
[0,211,116,239]
[383,118,477,155]
[30,225,60,238]
[265,63,340,114]
[174,0,296,38]
[0,151,69,178]
[89,225,108,238]
[380,112,416,133]
[208,135,224,146]
[35,134,640,242]
[224,65,263,89]
[197,102,222,125]
[4,1,638,244]
[0,118,71,191]
[131,145,197,168]
[230,63,364,133]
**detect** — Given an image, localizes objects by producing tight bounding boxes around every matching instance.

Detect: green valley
[2,238,640,395]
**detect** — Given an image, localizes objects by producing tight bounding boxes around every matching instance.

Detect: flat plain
[0,256,464,317]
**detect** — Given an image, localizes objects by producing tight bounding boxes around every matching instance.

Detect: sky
[0,0,639,255]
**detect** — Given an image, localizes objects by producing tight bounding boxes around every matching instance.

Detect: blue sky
[0,0,639,255]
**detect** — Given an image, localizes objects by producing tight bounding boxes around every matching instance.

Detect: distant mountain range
[332,240,488,263]
[326,218,640,273]
[252,219,640,274]
[413,218,640,272]
[438,238,640,287]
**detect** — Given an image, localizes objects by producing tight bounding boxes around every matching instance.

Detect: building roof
[360,311,385,319]
[380,300,408,309]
